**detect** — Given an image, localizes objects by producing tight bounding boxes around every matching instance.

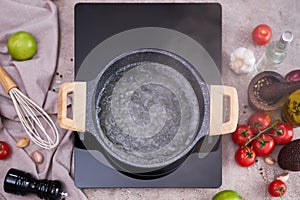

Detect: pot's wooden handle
[209,85,239,136]
[0,66,18,93]
[57,82,86,132]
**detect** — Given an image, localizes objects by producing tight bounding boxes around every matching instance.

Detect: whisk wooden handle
[0,66,18,93]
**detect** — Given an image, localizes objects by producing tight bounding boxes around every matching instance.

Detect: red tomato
[231,125,254,146]
[235,146,256,167]
[248,112,271,134]
[268,180,286,197]
[252,24,272,45]
[269,122,294,145]
[252,134,275,156]
[0,141,10,160]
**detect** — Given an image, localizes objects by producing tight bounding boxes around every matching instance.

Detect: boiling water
[97,62,200,166]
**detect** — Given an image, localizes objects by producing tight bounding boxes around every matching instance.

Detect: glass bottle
[282,89,300,127]
[255,31,293,72]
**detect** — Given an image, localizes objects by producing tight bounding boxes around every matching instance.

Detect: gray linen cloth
[0,0,87,199]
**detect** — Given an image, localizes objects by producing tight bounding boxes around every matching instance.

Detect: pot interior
[94,48,206,168]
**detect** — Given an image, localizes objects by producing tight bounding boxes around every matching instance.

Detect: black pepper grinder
[4,168,68,200]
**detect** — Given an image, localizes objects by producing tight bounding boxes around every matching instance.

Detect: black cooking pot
[58,48,238,174]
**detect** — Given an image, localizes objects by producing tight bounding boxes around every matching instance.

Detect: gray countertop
[54,0,300,199]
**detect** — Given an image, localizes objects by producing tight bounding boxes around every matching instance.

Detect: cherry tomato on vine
[248,112,271,134]
[269,122,294,145]
[252,134,275,156]
[268,180,287,197]
[235,146,256,167]
[252,24,272,46]
[231,125,254,146]
[0,141,10,160]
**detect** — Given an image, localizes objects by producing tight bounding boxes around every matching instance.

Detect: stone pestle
[259,80,300,100]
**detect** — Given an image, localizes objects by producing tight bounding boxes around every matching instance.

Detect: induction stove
[74,3,222,188]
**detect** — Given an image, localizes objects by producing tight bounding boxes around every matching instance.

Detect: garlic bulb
[230,47,256,74]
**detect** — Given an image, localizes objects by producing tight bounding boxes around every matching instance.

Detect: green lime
[212,190,242,200]
[7,31,37,61]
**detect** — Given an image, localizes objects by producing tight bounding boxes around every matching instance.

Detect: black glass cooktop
[74,3,222,188]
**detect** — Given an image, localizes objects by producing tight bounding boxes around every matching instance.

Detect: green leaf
[259,140,266,149]
[277,187,284,197]
[254,122,261,128]
[241,130,248,137]
[276,128,283,135]
[246,147,253,158]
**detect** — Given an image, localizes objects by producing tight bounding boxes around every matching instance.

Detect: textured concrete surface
[53,0,300,199]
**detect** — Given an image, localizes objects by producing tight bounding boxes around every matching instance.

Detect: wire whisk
[0,66,59,149]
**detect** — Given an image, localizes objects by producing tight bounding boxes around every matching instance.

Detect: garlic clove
[276,172,289,182]
[16,138,30,148]
[230,47,256,75]
[32,151,44,164]
[264,155,276,165]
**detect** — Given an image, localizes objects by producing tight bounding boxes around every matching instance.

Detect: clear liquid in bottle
[256,31,293,72]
